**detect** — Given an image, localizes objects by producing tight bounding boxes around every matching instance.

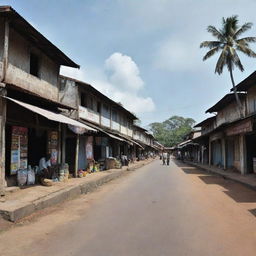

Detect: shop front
[209,132,225,168]
[5,100,60,185]
[4,96,96,186]
[225,118,252,174]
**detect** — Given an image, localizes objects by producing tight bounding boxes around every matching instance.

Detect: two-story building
[0,6,98,192]
[233,71,256,174]
[59,75,140,171]
[132,125,156,158]
[194,91,251,174]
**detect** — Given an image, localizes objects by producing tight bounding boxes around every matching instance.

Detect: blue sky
[3,0,256,127]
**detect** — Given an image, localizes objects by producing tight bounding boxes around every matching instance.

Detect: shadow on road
[173,159,256,204]
[173,159,208,175]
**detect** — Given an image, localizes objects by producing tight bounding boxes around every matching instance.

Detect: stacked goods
[27,165,35,185]
[78,169,88,178]
[78,169,84,178]
[64,163,69,182]
[17,169,27,186]
[114,159,122,169]
[59,166,65,182]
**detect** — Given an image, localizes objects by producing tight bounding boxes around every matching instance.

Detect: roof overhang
[0,6,79,68]
[5,97,96,132]
[232,71,256,92]
[206,93,246,113]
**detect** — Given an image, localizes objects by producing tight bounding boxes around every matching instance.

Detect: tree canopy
[149,116,195,147]
[200,15,256,116]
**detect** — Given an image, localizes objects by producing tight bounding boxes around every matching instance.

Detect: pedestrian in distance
[162,151,167,165]
[167,152,170,166]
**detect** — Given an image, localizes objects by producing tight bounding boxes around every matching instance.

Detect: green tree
[149,116,195,147]
[200,15,256,116]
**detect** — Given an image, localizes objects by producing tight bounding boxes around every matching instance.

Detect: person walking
[162,152,167,165]
[167,152,170,166]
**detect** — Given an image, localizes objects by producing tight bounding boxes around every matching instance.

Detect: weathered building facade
[0,6,88,193]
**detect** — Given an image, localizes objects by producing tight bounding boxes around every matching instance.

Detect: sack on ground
[27,168,35,185]
[17,169,28,186]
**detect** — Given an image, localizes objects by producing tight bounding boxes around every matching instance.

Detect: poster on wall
[86,136,94,160]
[10,126,28,175]
[48,131,58,165]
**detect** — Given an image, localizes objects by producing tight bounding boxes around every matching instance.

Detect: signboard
[10,126,28,175]
[86,136,94,160]
[48,131,59,165]
[225,119,252,136]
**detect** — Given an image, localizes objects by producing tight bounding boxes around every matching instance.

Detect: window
[59,78,66,91]
[81,93,87,107]
[30,53,40,77]
[87,97,94,110]
[112,110,118,122]
[253,99,256,113]
[97,102,101,113]
[103,104,109,112]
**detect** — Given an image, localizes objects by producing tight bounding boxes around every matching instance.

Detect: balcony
[79,105,100,124]
[112,121,120,131]
[5,63,58,102]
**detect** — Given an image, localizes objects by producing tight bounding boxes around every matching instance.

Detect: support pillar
[0,90,7,196]
[221,138,226,169]
[209,140,212,166]
[74,134,80,178]
[61,124,66,164]
[240,134,247,175]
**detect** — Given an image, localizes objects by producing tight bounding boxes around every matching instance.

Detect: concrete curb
[0,159,154,222]
[184,161,256,191]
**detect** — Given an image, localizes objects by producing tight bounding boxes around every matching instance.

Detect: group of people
[161,152,171,165]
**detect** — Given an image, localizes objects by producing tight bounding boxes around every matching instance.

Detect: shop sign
[48,131,58,165]
[10,126,28,175]
[226,119,252,136]
[86,136,94,160]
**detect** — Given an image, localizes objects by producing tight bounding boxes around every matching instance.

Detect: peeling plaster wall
[59,78,78,108]
[6,27,59,101]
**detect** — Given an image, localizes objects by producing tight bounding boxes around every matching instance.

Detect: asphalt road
[1,159,256,256]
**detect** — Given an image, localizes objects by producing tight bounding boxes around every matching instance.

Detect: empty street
[1,159,256,256]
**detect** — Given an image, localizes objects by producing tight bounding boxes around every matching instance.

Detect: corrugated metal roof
[206,93,246,113]
[59,75,138,120]
[233,71,256,92]
[194,116,216,128]
[5,97,96,131]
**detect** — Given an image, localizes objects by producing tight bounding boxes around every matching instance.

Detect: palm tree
[200,15,256,117]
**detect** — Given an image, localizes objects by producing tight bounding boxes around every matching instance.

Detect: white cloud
[61,52,155,114]
[105,52,144,91]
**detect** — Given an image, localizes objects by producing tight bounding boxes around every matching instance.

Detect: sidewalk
[184,160,256,190]
[0,159,154,222]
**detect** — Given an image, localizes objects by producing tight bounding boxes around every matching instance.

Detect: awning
[130,139,144,149]
[5,97,97,131]
[77,119,125,142]
[103,131,124,142]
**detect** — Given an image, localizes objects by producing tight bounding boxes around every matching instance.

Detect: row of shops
[175,71,256,175]
[0,6,160,194]
[3,91,158,188]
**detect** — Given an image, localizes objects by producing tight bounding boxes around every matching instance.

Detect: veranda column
[209,140,212,166]
[239,134,247,175]
[221,138,226,169]
[0,91,7,196]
